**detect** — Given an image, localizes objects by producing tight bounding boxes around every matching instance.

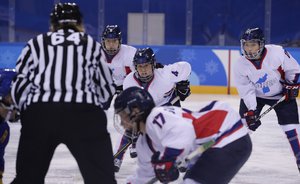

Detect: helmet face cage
[133,48,156,82]
[240,28,265,60]
[102,25,122,55]
[50,3,82,27]
[113,107,141,139]
[113,87,155,137]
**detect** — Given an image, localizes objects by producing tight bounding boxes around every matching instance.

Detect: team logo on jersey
[255,73,270,93]
[255,73,277,94]
[171,70,178,76]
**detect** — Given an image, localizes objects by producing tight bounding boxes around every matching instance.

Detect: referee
[10,3,116,184]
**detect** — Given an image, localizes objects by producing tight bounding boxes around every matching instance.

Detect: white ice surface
[3,94,300,184]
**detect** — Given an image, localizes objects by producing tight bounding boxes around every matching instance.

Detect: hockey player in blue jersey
[233,27,300,172]
[0,69,18,184]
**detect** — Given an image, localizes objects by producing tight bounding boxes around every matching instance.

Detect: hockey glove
[244,110,261,131]
[282,82,300,101]
[175,80,191,101]
[151,151,179,183]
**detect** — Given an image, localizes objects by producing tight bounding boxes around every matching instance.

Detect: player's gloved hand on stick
[282,82,300,101]
[129,132,139,158]
[175,80,191,101]
[151,151,179,183]
[244,110,261,131]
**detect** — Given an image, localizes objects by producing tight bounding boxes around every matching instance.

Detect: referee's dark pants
[11,102,116,184]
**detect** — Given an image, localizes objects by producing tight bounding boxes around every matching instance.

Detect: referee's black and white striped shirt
[11,29,116,111]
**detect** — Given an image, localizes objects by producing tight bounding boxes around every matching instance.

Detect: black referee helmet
[50,3,82,26]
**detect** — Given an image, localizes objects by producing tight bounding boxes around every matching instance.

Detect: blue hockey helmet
[114,87,155,136]
[133,47,156,67]
[101,25,122,55]
[240,27,265,59]
[0,69,16,99]
[133,47,157,82]
[102,25,122,40]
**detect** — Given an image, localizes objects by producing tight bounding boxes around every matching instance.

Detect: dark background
[0,0,299,46]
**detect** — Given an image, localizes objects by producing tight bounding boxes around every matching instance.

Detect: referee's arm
[11,43,34,111]
[93,44,116,108]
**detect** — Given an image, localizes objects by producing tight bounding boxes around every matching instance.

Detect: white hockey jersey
[126,101,249,183]
[123,61,191,106]
[233,44,300,110]
[100,44,136,86]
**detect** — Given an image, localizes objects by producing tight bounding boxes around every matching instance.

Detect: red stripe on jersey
[183,110,228,138]
[125,66,132,74]
[277,65,285,81]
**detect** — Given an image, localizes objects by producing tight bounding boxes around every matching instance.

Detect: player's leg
[274,99,300,172]
[183,135,252,183]
[11,104,58,184]
[65,104,116,184]
[0,122,9,184]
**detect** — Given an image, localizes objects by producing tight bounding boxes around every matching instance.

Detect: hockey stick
[113,140,132,159]
[255,96,285,121]
[170,96,180,105]
[146,140,215,184]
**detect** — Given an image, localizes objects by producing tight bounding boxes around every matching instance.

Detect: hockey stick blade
[146,140,215,184]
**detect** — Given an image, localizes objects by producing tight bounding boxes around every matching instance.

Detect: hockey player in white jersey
[233,27,300,172]
[123,47,191,106]
[100,25,136,95]
[100,25,138,171]
[113,47,192,172]
[114,87,252,183]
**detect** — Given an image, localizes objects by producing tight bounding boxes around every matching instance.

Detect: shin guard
[281,124,300,171]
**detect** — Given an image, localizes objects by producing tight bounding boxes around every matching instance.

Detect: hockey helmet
[133,47,156,67]
[133,47,157,82]
[50,3,82,26]
[114,87,155,137]
[101,25,122,55]
[240,27,265,59]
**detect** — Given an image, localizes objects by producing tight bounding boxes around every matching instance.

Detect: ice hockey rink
[3,94,300,184]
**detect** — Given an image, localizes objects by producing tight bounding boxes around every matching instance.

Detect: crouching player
[0,69,18,184]
[114,87,252,184]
